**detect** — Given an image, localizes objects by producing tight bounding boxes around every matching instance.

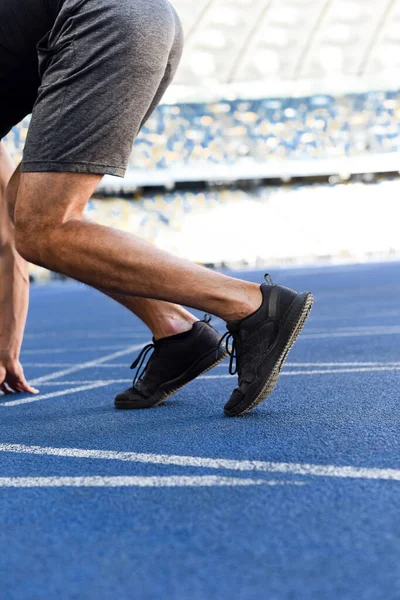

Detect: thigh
[16,170,102,233]
[14,170,102,263]
[21,0,183,179]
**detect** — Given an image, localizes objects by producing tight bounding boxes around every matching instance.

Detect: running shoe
[115,316,227,409]
[221,274,313,417]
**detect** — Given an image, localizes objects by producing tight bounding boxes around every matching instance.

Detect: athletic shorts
[0,0,183,178]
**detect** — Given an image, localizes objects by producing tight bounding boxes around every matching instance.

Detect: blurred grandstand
[3,0,400,280]
[7,91,400,186]
[170,0,400,89]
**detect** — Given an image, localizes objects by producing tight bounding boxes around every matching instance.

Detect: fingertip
[26,387,40,395]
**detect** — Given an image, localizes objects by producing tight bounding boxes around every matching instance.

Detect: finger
[5,377,22,393]
[25,385,40,395]
[5,382,21,393]
[6,375,39,395]
[16,379,40,395]
[3,382,14,394]
[0,383,13,395]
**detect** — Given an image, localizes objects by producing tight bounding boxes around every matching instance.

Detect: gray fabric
[19,0,183,178]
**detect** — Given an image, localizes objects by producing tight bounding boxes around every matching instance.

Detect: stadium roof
[168,0,400,100]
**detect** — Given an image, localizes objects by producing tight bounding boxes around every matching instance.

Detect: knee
[14,204,52,266]
[14,219,44,266]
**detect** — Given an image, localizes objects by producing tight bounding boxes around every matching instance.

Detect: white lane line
[24,364,133,368]
[21,380,131,386]
[22,361,400,370]
[275,362,400,367]
[3,363,399,400]
[22,361,400,373]
[24,363,91,368]
[30,344,147,385]
[24,332,148,340]
[1,443,399,482]
[201,366,400,378]
[8,364,400,393]
[306,311,400,322]
[282,366,400,376]
[302,327,400,340]
[0,476,300,488]
[3,365,399,404]
[21,325,400,344]
[0,382,113,407]
[24,363,135,368]
[23,366,399,387]
[21,346,129,355]
[215,361,400,369]
[307,325,400,333]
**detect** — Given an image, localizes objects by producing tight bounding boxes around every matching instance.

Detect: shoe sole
[115,347,228,409]
[224,292,314,417]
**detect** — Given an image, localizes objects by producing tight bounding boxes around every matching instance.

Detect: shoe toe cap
[224,388,245,414]
[114,387,148,407]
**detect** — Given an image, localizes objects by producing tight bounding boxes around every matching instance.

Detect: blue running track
[1,262,399,599]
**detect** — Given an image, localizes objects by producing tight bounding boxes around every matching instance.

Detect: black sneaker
[221,275,313,417]
[114,316,227,409]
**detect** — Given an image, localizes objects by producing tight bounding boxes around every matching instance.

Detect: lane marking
[281,366,400,376]
[0,443,399,482]
[24,366,400,387]
[22,361,400,370]
[270,362,400,367]
[18,380,126,386]
[200,366,400,378]
[21,325,400,345]
[302,326,400,340]
[4,364,400,397]
[0,475,300,488]
[21,346,129,355]
[30,344,147,385]
[0,382,113,407]
[24,363,139,368]
[306,312,400,321]
[24,332,149,340]
[24,363,96,368]
[306,325,400,333]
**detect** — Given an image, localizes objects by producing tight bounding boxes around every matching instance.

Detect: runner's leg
[4,161,198,340]
[14,170,262,322]
[14,0,262,322]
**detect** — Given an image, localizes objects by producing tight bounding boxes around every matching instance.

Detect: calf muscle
[15,171,261,321]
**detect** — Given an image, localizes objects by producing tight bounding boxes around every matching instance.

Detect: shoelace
[219,331,238,375]
[218,272,273,377]
[129,314,214,387]
[130,343,155,386]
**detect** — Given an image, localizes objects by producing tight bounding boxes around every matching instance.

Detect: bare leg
[6,165,199,340]
[15,172,262,322]
[100,291,198,340]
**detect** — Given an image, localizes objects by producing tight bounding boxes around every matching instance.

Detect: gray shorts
[4,0,183,178]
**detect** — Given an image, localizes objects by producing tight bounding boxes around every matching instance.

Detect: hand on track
[0,360,39,395]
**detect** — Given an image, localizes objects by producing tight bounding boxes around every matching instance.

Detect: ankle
[220,283,263,322]
[152,314,199,341]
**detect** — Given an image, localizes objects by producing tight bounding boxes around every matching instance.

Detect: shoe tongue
[227,320,240,334]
